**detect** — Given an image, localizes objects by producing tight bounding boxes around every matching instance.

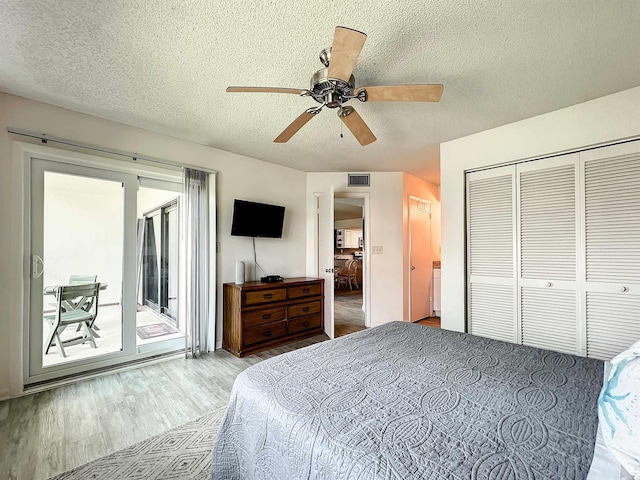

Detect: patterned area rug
[48,407,226,480]
[136,322,179,339]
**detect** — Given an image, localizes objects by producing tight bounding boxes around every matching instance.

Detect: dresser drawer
[288,300,321,318]
[288,283,322,299]
[288,314,322,335]
[244,306,286,328]
[243,288,286,306]
[243,321,287,346]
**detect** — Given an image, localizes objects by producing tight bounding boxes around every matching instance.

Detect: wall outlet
[372,246,383,254]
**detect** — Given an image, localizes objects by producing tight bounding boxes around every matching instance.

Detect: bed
[212,321,605,479]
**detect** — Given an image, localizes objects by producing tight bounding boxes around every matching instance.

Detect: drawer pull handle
[302,288,310,293]
[262,313,271,320]
[263,293,273,299]
[302,321,310,327]
[262,331,272,337]
[302,307,310,312]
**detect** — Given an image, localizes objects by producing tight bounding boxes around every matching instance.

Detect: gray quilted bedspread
[212,322,603,480]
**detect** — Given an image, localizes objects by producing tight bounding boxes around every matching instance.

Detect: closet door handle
[619,286,629,292]
[545,281,552,287]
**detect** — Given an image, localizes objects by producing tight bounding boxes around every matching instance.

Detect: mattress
[212,321,603,479]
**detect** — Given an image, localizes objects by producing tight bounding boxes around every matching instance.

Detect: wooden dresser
[223,277,324,357]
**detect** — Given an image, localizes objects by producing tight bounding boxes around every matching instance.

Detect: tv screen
[231,199,285,238]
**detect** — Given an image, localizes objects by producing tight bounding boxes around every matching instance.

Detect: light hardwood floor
[0,334,327,480]
[334,290,367,338]
[1,316,441,479]
[416,316,441,328]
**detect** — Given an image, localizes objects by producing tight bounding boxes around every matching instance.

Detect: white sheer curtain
[182,168,212,358]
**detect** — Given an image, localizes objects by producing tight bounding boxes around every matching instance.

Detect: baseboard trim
[0,387,10,402]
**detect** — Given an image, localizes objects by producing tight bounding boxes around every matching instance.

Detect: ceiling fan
[227,26,444,146]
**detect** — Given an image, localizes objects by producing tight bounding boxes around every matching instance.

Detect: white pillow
[599,341,640,479]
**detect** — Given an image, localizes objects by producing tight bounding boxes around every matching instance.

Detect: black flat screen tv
[231,199,285,238]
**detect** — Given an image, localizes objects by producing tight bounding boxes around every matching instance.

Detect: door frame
[18,142,185,387]
[312,189,371,339]
[334,192,371,329]
[407,195,432,322]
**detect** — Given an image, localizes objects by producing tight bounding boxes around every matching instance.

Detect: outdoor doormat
[136,323,179,339]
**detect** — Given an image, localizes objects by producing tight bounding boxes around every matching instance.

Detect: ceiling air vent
[348,174,370,187]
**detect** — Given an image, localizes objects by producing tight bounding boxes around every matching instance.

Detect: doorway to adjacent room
[333,197,366,338]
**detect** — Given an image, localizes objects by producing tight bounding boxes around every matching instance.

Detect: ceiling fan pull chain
[340,107,344,138]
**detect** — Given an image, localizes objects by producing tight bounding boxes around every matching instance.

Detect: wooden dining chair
[44,282,101,358]
[336,259,359,290]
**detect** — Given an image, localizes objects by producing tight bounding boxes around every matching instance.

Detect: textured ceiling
[2,1,640,184]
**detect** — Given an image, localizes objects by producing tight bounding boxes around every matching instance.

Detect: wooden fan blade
[338,107,376,146]
[227,86,307,95]
[327,26,367,82]
[357,84,444,102]
[274,109,318,143]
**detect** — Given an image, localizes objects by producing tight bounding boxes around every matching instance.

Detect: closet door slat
[521,287,578,355]
[468,174,514,278]
[586,292,640,360]
[470,284,516,342]
[519,164,576,281]
[585,154,640,284]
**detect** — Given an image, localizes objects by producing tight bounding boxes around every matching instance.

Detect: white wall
[440,86,640,333]
[43,173,123,305]
[402,173,441,320]
[0,92,308,399]
[306,173,404,327]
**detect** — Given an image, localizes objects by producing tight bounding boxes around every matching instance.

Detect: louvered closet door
[517,154,580,355]
[582,141,640,360]
[467,166,517,343]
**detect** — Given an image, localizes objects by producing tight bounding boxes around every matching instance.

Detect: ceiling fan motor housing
[310,67,355,108]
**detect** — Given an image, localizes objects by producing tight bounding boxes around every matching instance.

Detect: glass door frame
[142,198,180,326]
[27,158,138,383]
[24,149,185,386]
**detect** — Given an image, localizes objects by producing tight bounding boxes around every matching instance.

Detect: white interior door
[517,154,579,355]
[467,165,518,343]
[582,142,640,360]
[408,196,432,321]
[317,187,335,338]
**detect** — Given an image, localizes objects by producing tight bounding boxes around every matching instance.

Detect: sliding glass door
[142,200,179,323]
[137,182,184,346]
[28,158,184,384]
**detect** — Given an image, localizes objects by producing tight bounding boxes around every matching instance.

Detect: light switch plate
[372,246,383,254]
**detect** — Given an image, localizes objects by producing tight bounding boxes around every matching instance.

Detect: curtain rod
[6,128,218,174]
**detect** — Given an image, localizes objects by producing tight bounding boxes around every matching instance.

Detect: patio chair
[44,282,101,358]
[67,275,102,336]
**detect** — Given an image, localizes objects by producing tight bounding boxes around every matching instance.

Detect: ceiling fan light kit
[227,26,443,146]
